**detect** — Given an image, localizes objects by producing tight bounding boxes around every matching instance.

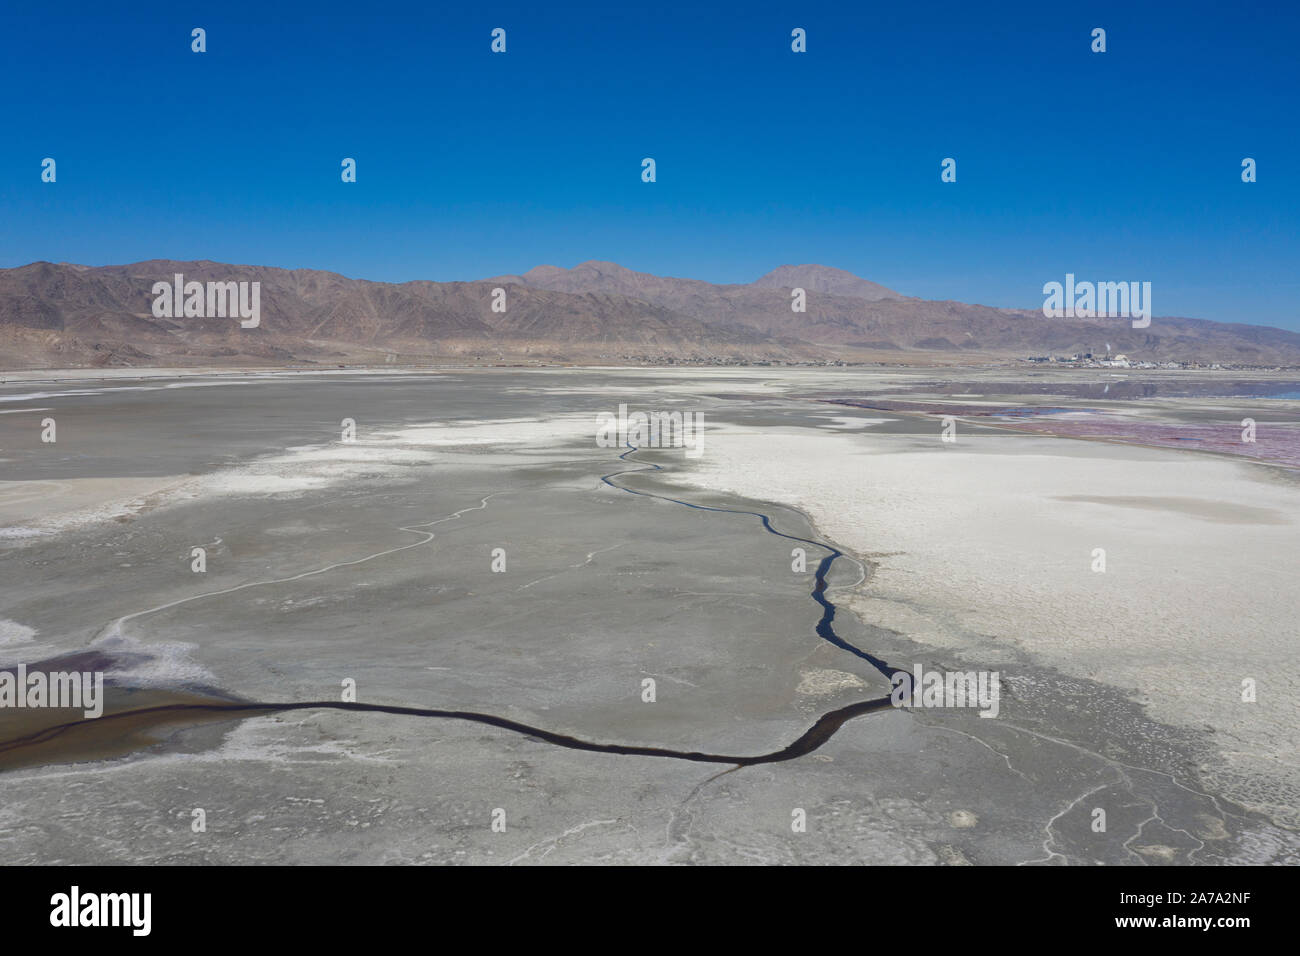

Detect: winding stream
[2,444,905,768]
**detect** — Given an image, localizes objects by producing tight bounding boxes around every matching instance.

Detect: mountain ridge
[3,259,1299,369]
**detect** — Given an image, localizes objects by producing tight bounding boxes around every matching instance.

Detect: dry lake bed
[0,366,1297,864]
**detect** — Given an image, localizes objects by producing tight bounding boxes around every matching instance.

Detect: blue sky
[1,0,1296,327]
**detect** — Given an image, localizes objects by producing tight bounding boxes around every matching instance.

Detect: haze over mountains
[2,259,1299,369]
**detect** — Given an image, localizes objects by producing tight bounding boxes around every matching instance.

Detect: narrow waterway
[1,444,904,768]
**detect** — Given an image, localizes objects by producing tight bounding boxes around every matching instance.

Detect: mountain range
[2,259,1299,369]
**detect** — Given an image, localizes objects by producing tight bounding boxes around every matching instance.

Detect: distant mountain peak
[752,265,902,301]
[521,264,567,281]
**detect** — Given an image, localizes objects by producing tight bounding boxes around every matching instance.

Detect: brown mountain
[490,260,1300,365]
[0,260,787,369]
[2,259,1299,369]
[751,264,902,301]
[488,260,907,344]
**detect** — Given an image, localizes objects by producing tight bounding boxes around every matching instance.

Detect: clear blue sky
[1,0,1296,327]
